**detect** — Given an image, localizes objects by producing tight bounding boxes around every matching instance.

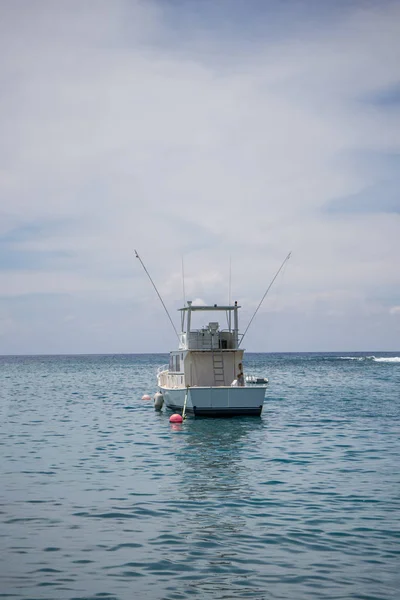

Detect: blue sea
[1,352,399,600]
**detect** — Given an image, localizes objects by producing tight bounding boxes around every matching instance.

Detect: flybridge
[178,300,240,351]
[135,248,291,348]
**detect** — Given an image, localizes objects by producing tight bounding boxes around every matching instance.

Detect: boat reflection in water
[162,418,270,597]
[175,419,265,530]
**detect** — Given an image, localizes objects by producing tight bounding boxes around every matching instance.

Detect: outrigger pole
[239,252,292,347]
[135,250,180,340]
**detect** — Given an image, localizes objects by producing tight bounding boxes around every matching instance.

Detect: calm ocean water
[1,352,399,600]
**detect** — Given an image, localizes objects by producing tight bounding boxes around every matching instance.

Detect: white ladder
[212,350,225,386]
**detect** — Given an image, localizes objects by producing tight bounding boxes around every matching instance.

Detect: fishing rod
[181,255,186,308]
[134,250,180,340]
[239,251,292,347]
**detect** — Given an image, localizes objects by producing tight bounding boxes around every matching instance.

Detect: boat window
[176,354,180,372]
[169,354,174,372]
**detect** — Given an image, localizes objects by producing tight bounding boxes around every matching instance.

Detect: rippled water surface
[1,352,399,600]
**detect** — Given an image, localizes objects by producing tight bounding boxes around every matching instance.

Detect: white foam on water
[372,357,400,363]
[338,356,400,363]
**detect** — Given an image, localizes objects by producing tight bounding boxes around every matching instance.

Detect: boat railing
[157,364,169,375]
[183,329,240,350]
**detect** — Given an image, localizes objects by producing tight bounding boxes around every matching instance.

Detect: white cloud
[0,0,399,352]
[191,298,207,307]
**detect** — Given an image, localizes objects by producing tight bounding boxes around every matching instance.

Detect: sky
[0,0,399,354]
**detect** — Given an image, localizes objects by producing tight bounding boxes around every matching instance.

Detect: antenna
[228,256,232,331]
[181,255,186,307]
[135,250,179,340]
[239,252,292,347]
[228,255,232,306]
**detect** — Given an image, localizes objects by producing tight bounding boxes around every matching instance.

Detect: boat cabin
[158,301,245,389]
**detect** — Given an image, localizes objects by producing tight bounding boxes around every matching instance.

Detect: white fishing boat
[135,249,291,418]
[156,301,268,417]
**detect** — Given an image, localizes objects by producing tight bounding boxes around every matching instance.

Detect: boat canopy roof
[178,304,240,312]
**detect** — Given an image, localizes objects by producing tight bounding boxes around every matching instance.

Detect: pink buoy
[169,414,183,424]
[142,394,151,401]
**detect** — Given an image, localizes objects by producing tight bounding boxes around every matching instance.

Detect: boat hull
[159,386,266,417]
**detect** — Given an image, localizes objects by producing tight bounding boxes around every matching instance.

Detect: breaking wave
[372,357,400,363]
[338,356,400,363]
